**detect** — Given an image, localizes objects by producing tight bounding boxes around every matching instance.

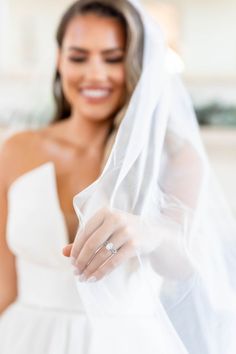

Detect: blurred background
[0,0,235,214]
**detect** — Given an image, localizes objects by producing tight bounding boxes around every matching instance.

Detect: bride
[0,1,236,353]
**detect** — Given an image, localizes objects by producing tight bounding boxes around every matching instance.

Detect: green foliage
[195,103,236,126]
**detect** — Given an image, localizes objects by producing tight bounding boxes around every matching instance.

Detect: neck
[65,113,113,153]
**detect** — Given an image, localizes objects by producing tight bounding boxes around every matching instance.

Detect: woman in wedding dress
[0,1,236,354]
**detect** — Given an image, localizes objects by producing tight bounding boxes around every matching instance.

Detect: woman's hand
[63,207,160,282]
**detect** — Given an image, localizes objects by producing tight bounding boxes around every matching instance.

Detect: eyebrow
[67,46,124,54]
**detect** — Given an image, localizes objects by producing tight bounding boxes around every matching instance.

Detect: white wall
[145,0,236,104]
[178,0,236,82]
[0,0,74,79]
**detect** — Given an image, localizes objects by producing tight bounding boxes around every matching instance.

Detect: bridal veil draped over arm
[70,1,236,353]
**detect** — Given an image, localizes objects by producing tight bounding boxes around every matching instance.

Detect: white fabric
[71,1,236,354]
[0,163,87,354]
[0,162,187,354]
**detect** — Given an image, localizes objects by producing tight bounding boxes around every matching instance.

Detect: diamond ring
[104,241,118,255]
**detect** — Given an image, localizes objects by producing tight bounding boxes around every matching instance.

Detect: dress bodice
[6,162,84,311]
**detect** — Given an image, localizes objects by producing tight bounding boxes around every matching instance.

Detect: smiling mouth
[80,88,112,100]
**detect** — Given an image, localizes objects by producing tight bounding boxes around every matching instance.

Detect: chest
[7,159,102,262]
[55,157,102,243]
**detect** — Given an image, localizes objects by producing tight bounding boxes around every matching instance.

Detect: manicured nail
[71,257,76,265]
[73,268,81,276]
[73,267,83,275]
[79,274,87,282]
[87,276,97,283]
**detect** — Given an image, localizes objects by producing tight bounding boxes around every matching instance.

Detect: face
[58,14,126,123]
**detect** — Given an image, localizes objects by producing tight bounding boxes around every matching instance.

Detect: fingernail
[73,266,83,276]
[74,269,82,276]
[87,276,97,283]
[79,274,87,282]
[71,257,76,266]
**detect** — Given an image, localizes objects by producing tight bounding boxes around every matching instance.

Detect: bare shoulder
[0,130,44,188]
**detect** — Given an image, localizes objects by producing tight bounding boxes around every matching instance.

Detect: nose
[84,57,107,82]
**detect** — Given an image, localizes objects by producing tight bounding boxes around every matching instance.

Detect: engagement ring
[104,241,118,254]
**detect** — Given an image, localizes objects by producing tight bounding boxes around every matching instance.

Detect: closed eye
[68,57,86,63]
[105,57,124,64]
[68,57,124,64]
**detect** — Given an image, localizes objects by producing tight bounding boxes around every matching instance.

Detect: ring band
[104,241,118,255]
[85,241,118,270]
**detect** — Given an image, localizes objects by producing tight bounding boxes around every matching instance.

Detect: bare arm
[0,143,17,314]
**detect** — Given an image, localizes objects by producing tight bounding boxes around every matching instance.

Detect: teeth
[81,89,110,98]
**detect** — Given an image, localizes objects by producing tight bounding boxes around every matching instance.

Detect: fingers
[74,219,123,273]
[72,208,126,265]
[62,244,73,257]
[86,243,133,282]
[68,208,137,282]
[81,231,125,278]
[70,207,107,260]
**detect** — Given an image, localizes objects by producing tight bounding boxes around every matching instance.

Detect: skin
[0,13,128,312]
[58,14,126,124]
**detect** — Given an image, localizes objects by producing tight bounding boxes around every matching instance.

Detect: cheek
[113,67,126,88]
[60,63,81,87]
[105,63,125,90]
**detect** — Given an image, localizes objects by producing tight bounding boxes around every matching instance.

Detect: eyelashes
[106,57,124,63]
[68,57,124,64]
[68,57,86,63]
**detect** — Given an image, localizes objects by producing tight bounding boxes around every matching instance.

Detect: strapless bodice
[6,162,84,311]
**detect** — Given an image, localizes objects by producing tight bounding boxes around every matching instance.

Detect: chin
[86,113,114,123]
[77,106,119,123]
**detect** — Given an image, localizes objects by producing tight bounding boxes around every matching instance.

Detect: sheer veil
[71,1,236,353]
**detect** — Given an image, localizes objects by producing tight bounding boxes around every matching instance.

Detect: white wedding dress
[0,162,188,354]
[0,163,91,354]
